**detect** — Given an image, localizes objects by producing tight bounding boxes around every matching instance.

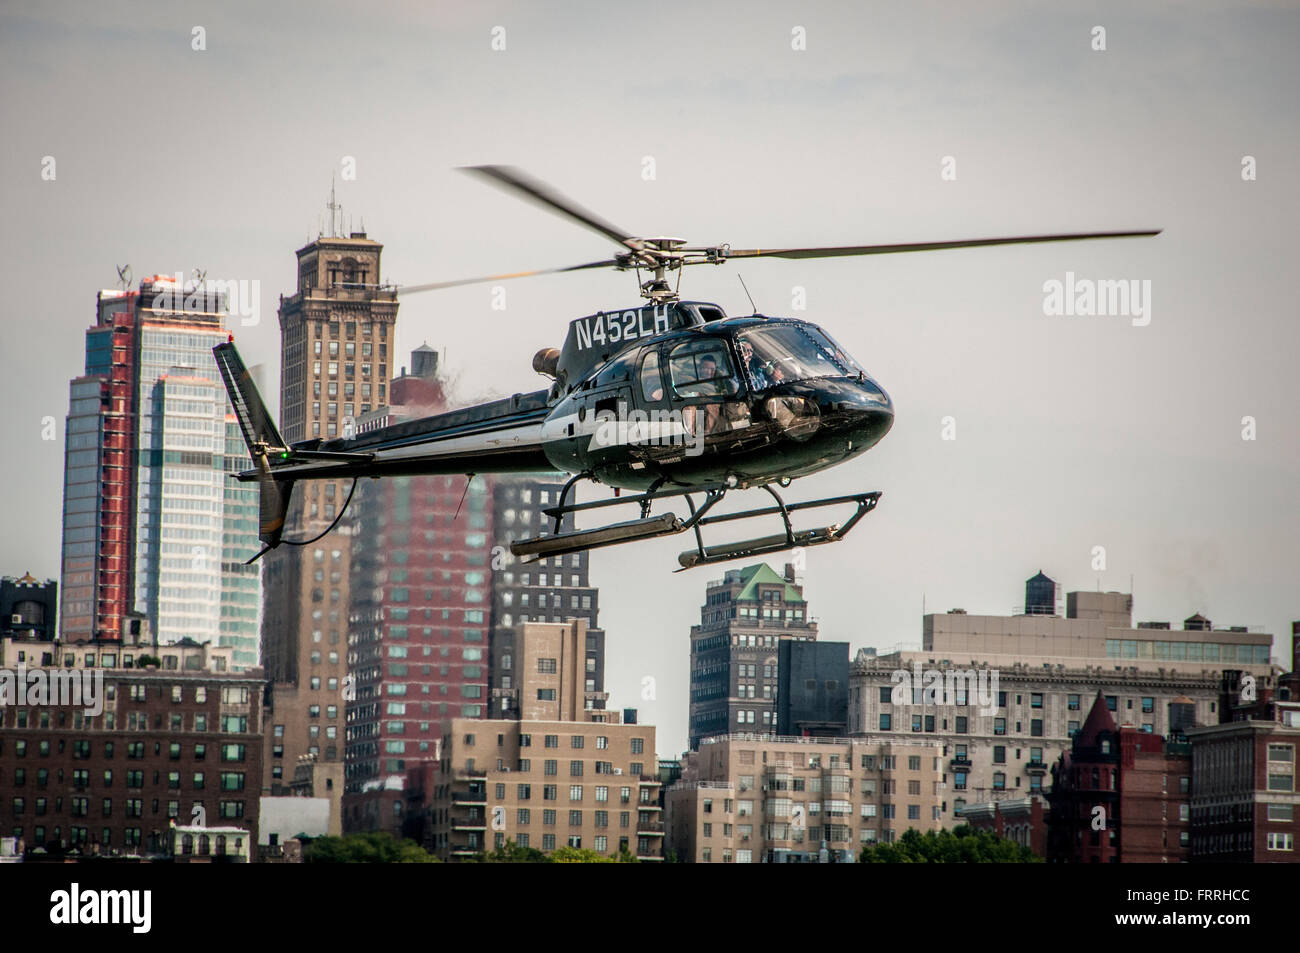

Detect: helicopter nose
[835,378,894,446]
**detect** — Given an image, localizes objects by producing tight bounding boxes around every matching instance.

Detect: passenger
[683,353,730,436]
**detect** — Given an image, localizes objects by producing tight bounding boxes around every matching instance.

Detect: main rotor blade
[718,230,1162,261]
[398,258,619,296]
[461,165,643,252]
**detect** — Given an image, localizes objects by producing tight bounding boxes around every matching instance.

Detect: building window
[1266,833,1293,851]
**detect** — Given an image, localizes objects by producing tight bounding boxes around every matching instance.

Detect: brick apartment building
[958,795,1049,858]
[0,635,263,858]
[1186,669,1300,862]
[1046,693,1191,862]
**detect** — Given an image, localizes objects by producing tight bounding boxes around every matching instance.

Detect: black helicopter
[215,166,1158,569]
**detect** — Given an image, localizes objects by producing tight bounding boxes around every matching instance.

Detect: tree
[859,826,1041,863]
[469,840,640,863]
[305,831,439,863]
[549,846,619,863]
[476,840,549,863]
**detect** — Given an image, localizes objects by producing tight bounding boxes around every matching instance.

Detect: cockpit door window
[667,340,740,399]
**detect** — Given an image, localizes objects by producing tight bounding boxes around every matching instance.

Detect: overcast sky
[2,0,1297,757]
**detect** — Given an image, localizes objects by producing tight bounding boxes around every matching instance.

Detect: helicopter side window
[667,340,739,399]
[640,351,665,402]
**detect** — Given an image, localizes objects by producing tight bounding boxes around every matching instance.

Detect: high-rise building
[688,563,817,749]
[488,476,605,719]
[260,229,396,795]
[338,348,498,830]
[344,470,495,831]
[58,276,259,657]
[219,419,260,668]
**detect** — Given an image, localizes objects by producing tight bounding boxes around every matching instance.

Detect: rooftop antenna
[737,273,758,316]
[325,174,343,238]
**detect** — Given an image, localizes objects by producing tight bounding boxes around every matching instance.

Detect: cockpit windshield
[737,324,857,390]
[804,326,866,377]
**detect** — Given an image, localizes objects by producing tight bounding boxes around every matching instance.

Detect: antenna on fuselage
[737,274,758,316]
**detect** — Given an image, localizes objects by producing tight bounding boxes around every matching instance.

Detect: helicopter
[214,165,1159,570]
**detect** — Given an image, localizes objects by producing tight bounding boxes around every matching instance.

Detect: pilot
[742,340,785,389]
[738,340,770,390]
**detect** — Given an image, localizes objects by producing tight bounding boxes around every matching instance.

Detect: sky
[2,0,1297,758]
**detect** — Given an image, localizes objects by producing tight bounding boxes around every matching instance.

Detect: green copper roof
[734,563,805,603]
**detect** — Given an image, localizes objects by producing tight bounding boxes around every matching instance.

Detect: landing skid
[508,475,881,570]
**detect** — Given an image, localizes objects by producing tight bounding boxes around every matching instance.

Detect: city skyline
[2,0,1297,761]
